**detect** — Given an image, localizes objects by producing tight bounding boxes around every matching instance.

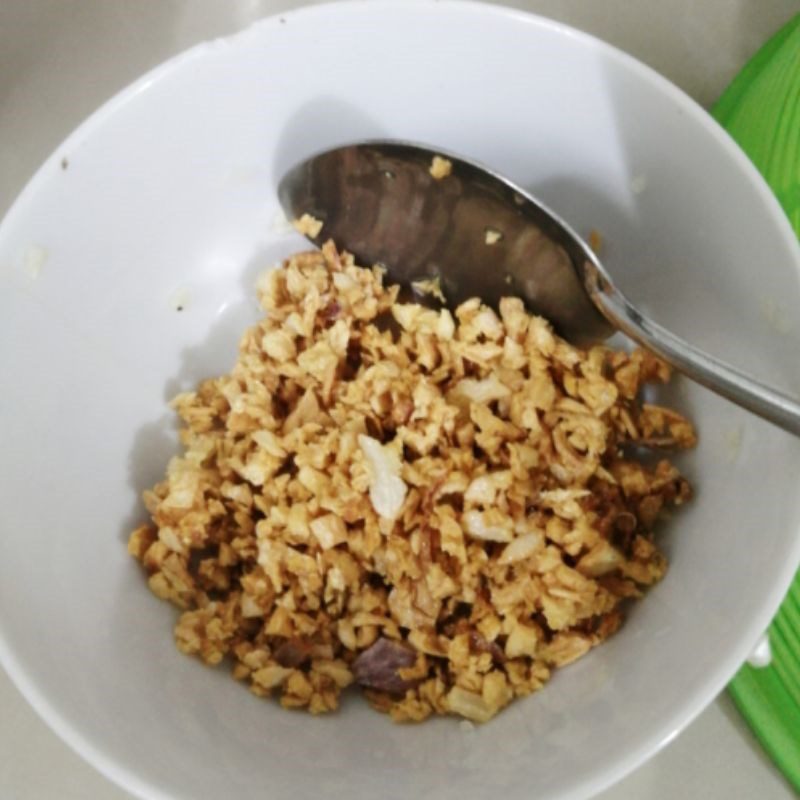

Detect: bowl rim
[2,2,800,799]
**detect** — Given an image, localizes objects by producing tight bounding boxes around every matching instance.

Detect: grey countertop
[1,2,798,798]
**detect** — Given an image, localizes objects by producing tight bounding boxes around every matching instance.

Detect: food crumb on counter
[759,295,793,335]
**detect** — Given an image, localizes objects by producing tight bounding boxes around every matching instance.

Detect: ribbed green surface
[713,12,800,793]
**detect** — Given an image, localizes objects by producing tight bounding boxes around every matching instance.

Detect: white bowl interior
[1,3,800,799]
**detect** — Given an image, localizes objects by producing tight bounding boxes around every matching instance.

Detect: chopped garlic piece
[429,156,452,179]
[293,213,324,237]
[411,276,447,303]
[358,435,408,520]
[484,228,502,245]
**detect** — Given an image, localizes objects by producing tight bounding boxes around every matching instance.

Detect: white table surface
[1,2,798,798]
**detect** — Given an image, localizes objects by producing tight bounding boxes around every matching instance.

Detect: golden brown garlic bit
[129,240,694,722]
[429,156,453,179]
[292,213,324,238]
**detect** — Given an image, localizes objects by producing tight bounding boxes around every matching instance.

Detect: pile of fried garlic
[129,241,695,723]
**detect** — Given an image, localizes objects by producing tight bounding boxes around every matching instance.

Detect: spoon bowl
[279,141,612,344]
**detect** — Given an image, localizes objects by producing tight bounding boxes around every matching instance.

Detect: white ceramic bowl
[2,2,800,798]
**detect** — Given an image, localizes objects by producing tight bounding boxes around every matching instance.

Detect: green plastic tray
[713,12,800,793]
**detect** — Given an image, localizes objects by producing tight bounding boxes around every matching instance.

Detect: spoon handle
[591,280,800,437]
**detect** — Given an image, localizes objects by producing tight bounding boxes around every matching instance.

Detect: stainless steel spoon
[279,140,800,436]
